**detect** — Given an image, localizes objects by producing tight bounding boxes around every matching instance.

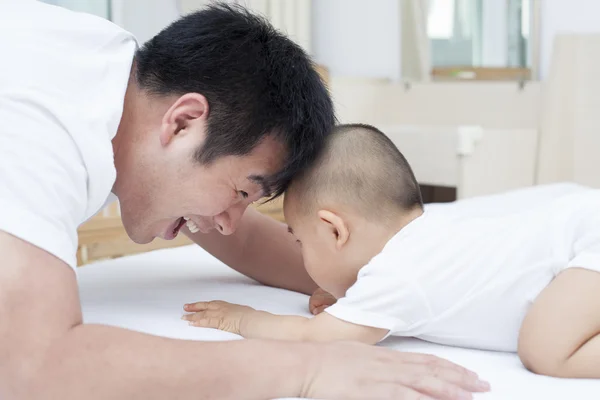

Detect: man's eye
[239,191,249,199]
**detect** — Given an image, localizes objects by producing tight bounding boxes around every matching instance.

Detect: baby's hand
[309,288,337,315]
[182,300,255,335]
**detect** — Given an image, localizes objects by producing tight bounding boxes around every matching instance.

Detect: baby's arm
[518,267,600,378]
[182,300,388,344]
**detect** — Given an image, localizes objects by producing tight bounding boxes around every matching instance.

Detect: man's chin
[130,235,154,245]
[121,223,154,244]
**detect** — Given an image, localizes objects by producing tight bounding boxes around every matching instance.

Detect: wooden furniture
[431,67,531,82]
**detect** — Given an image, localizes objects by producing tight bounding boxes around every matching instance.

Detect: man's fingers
[401,352,480,379]
[309,296,323,309]
[309,293,336,314]
[312,305,328,315]
[396,362,490,396]
[308,300,319,314]
[369,384,436,400]
[396,372,473,400]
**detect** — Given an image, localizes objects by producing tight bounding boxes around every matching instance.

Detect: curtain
[178,0,312,52]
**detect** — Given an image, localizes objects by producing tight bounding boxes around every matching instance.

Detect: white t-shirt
[326,183,600,352]
[0,0,137,268]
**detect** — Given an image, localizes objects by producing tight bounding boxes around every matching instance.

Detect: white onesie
[325,183,600,352]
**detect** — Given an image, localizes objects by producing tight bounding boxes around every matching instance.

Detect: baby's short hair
[288,123,423,222]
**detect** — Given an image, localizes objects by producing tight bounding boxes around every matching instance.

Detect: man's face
[114,96,285,243]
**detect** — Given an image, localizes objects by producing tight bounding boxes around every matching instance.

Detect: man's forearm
[186,208,317,295]
[25,324,308,400]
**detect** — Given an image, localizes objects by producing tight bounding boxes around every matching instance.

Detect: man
[0,1,489,399]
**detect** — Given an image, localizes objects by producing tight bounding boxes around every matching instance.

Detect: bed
[78,242,600,400]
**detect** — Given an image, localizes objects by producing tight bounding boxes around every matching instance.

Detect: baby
[183,123,600,379]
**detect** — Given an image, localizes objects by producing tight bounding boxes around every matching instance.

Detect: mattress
[78,244,600,399]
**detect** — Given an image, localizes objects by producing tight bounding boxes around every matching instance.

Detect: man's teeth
[186,220,200,233]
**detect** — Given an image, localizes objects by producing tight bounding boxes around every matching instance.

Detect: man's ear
[317,210,349,251]
[159,93,209,147]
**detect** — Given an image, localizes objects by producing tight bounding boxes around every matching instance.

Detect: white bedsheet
[78,244,600,399]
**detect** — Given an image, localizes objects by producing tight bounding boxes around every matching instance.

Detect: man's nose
[213,203,249,235]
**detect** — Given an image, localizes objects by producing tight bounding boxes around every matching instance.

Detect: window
[427,0,531,80]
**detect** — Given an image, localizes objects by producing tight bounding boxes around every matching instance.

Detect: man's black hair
[135,2,335,198]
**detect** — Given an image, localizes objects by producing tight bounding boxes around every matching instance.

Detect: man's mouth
[173,217,187,236]
[183,216,201,233]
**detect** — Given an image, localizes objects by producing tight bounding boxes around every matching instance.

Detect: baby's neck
[393,206,425,234]
[348,207,424,273]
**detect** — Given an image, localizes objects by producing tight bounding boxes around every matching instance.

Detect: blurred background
[42,0,588,81]
[42,0,600,262]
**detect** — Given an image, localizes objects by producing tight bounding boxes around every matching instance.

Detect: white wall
[42,0,110,19]
[311,0,402,81]
[110,0,404,80]
[331,78,541,129]
[540,0,600,79]
[110,0,180,45]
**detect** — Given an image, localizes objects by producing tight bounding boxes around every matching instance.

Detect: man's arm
[184,207,317,295]
[0,231,305,399]
[0,231,489,399]
[183,300,389,344]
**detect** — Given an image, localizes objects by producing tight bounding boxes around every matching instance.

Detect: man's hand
[304,342,490,400]
[182,300,255,335]
[309,287,337,315]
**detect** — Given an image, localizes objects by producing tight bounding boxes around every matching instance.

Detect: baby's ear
[317,210,349,250]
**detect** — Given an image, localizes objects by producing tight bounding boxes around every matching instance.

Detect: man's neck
[112,66,138,164]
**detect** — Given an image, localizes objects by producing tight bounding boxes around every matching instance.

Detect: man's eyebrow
[248,175,272,197]
[287,226,294,235]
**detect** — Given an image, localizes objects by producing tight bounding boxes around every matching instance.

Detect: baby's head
[284,123,423,298]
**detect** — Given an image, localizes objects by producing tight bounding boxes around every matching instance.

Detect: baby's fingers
[182,310,219,327]
[183,301,209,312]
[182,310,241,334]
[183,300,226,312]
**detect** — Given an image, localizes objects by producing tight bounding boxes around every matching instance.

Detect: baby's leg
[518,267,600,378]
